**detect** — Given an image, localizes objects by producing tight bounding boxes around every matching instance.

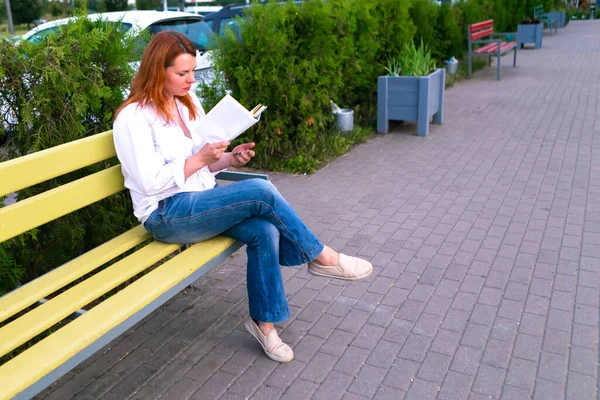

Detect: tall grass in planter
[377,40,445,137]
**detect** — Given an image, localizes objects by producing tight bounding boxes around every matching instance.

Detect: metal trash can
[445,59,458,75]
[334,109,354,132]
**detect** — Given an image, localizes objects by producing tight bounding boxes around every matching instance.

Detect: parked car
[22,11,216,85]
[185,5,223,16]
[204,1,304,38]
[203,4,250,38]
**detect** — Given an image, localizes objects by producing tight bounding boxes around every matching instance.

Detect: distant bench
[0,130,268,399]
[534,5,559,34]
[467,19,518,81]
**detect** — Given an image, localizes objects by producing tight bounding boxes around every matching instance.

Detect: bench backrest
[533,5,544,17]
[0,130,124,244]
[468,19,494,43]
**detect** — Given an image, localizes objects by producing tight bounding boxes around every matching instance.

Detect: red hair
[115,31,199,122]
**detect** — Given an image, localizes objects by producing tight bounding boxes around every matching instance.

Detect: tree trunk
[4,0,14,35]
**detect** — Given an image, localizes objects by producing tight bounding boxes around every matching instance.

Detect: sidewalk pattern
[38,21,600,400]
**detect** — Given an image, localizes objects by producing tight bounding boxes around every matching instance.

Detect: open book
[197,94,267,143]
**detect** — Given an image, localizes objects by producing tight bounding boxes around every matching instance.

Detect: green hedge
[199,0,554,172]
[0,10,142,296]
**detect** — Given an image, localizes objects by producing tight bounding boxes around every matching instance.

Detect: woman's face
[164,53,196,98]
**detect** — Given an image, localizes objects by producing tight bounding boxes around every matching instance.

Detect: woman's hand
[186,141,230,179]
[230,142,256,167]
[197,141,230,165]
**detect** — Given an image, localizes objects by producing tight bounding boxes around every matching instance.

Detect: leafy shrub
[198,0,411,171]
[434,2,464,62]
[0,8,141,295]
[409,0,439,59]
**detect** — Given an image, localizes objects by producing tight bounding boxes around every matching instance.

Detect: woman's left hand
[230,142,256,167]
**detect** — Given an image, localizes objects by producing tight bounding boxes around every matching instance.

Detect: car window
[148,19,214,51]
[218,17,242,38]
[115,22,133,33]
[205,18,218,30]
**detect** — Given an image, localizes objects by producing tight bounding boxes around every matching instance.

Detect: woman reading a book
[112,31,372,363]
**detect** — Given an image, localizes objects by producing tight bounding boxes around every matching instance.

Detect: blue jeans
[143,178,324,323]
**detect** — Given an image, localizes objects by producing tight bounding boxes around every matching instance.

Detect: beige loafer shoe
[308,253,373,280]
[244,318,294,363]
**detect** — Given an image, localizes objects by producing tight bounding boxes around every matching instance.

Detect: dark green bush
[409,0,440,60]
[198,0,412,171]
[434,2,463,62]
[0,9,141,295]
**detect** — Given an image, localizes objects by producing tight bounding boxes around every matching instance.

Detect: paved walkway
[39,21,599,400]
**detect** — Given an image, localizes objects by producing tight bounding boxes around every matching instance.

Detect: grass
[445,58,489,88]
[0,23,31,38]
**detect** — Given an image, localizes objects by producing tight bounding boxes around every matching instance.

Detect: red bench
[467,19,517,81]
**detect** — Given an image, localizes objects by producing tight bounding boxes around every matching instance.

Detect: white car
[22,11,215,85]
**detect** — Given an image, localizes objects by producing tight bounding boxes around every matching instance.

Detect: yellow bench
[0,130,267,399]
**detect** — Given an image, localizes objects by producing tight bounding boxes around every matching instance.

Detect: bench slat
[0,236,236,399]
[0,131,116,198]
[470,27,494,41]
[470,19,494,32]
[0,240,181,357]
[473,41,516,54]
[0,165,125,243]
[0,225,150,324]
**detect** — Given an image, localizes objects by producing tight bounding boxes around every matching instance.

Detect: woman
[113,31,372,363]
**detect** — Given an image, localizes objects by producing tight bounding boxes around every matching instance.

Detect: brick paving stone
[373,385,406,400]
[383,359,421,391]
[70,373,122,400]
[348,364,388,398]
[565,372,598,400]
[129,384,168,400]
[533,379,564,400]
[366,339,403,370]
[438,371,474,400]
[264,361,307,390]
[333,345,371,377]
[279,379,319,400]
[501,385,532,400]
[312,371,354,400]
[34,22,600,400]
[471,364,506,399]
[160,377,203,400]
[101,365,159,399]
[298,352,338,384]
[416,352,452,386]
[405,378,439,400]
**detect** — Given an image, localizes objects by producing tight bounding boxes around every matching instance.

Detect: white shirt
[113,92,219,223]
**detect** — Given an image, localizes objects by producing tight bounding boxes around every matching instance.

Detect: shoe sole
[308,267,373,281]
[244,320,294,363]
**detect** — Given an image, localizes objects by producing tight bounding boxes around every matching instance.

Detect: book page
[197,94,261,143]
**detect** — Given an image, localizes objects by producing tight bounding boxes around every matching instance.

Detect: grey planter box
[517,23,543,49]
[377,68,445,137]
[545,11,567,28]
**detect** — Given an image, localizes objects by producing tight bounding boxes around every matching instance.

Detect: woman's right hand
[197,141,230,165]
[184,141,230,179]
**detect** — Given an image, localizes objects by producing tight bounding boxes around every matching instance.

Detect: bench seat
[0,130,267,399]
[467,19,517,81]
[472,41,516,55]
